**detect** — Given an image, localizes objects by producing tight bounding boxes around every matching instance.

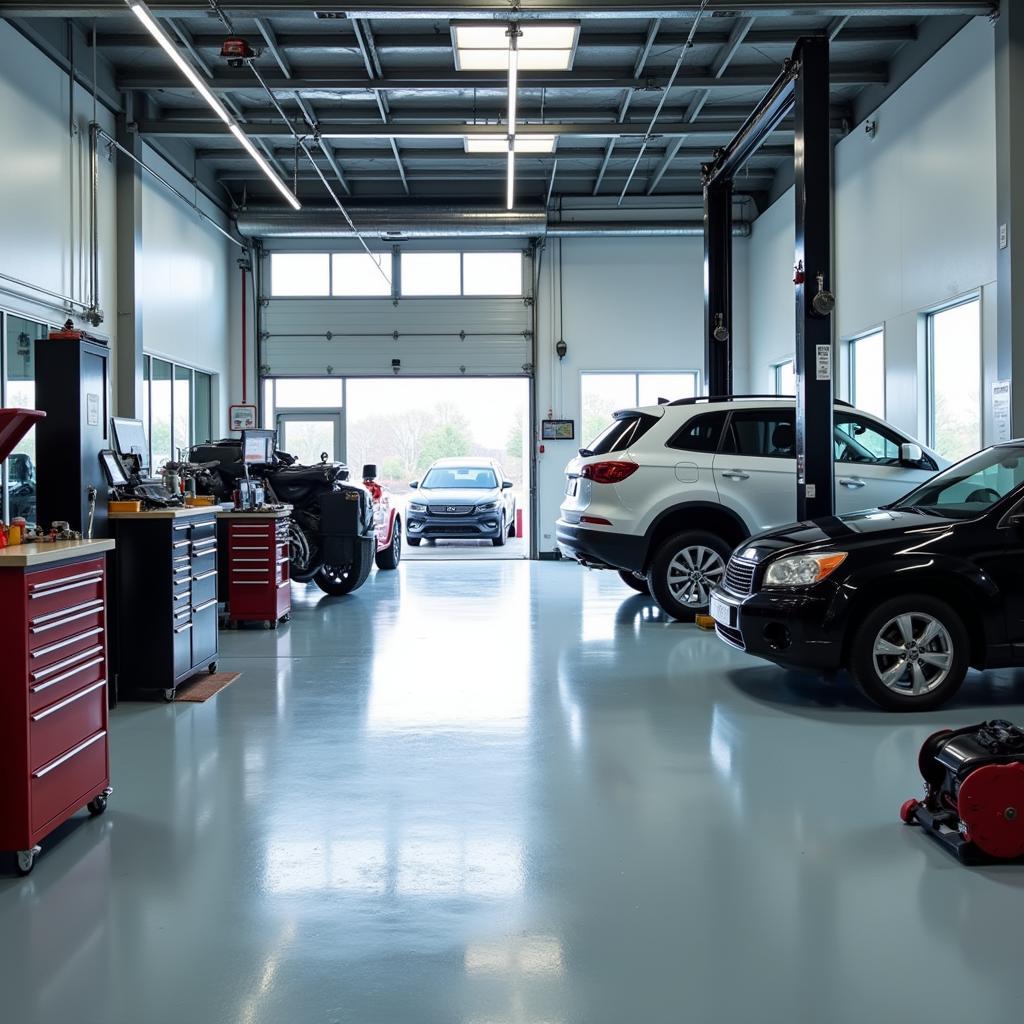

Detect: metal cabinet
[0,551,113,875]
[221,513,291,629]
[110,511,220,701]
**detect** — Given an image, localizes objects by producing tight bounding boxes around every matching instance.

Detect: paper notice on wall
[86,393,100,427]
[815,345,832,381]
[992,380,1012,443]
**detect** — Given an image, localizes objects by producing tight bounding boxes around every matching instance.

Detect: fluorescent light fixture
[451,21,580,72]
[229,126,301,210]
[464,135,557,154]
[507,149,515,210]
[128,0,301,210]
[507,45,518,133]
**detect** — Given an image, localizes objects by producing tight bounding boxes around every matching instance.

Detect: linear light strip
[507,31,518,210]
[128,1,300,210]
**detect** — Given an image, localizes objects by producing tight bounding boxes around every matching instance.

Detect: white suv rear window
[584,414,658,455]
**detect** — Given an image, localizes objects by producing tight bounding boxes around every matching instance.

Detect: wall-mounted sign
[992,380,1012,443]
[542,419,575,440]
[229,404,258,432]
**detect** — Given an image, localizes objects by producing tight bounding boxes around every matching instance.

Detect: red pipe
[241,264,247,404]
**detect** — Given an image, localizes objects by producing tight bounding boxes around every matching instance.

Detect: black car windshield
[892,445,1024,518]
[422,466,497,489]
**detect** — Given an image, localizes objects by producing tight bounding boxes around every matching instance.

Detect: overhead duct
[234,206,749,239]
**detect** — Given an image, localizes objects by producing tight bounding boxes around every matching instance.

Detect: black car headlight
[764,552,848,588]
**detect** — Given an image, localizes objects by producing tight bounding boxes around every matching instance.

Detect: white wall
[534,235,749,553]
[748,17,997,443]
[140,144,234,430]
[0,22,234,435]
[0,20,115,335]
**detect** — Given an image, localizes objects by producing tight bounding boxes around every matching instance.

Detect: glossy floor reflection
[3,561,1024,1024]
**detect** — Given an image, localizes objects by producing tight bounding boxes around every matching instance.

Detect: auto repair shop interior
[1,0,1022,1021]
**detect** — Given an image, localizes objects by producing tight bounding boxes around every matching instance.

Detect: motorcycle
[189,440,380,596]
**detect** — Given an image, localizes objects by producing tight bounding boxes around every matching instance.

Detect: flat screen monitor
[99,449,130,488]
[241,429,275,465]
[110,417,150,474]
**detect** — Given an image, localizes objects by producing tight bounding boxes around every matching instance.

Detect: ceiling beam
[255,18,291,78]
[90,25,920,51]
[115,62,889,92]
[647,14,754,194]
[0,2,995,17]
[217,169,775,184]
[137,116,851,139]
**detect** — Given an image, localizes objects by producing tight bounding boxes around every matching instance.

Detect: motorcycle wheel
[315,540,374,596]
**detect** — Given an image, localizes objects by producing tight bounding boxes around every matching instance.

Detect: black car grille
[429,504,474,515]
[723,557,757,597]
[716,623,745,651]
[425,523,486,535]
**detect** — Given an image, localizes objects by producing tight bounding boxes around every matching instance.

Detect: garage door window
[401,253,462,296]
[332,253,391,296]
[400,251,523,297]
[927,297,981,461]
[463,252,522,296]
[271,253,331,296]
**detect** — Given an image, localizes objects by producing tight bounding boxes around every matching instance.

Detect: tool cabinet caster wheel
[281,614,291,623]
[163,689,176,702]
[87,794,108,816]
[16,847,40,876]
[208,662,218,674]
[263,620,273,630]
[899,798,920,825]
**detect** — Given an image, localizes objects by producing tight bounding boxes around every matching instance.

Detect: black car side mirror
[502,480,513,490]
[409,480,418,489]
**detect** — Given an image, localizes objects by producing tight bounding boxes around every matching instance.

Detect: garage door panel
[263,297,531,377]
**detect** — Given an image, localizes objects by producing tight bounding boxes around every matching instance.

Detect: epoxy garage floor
[3,561,1024,1024]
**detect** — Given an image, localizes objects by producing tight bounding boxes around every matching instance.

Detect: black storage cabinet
[109,511,219,701]
[34,336,111,537]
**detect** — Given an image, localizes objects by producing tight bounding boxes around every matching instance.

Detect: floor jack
[901,720,1024,863]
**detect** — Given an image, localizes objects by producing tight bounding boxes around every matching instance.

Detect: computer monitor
[241,429,275,465]
[99,449,130,488]
[110,417,151,475]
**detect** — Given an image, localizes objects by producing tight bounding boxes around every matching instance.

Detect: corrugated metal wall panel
[262,297,532,377]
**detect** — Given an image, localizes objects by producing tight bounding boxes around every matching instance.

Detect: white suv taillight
[580,461,639,484]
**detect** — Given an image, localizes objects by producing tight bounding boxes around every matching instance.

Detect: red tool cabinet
[0,544,115,875]
[222,511,291,629]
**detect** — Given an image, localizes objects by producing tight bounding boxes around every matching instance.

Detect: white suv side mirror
[900,442,923,465]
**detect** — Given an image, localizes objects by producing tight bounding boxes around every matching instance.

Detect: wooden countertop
[0,538,115,568]
[108,506,218,520]
[217,507,292,520]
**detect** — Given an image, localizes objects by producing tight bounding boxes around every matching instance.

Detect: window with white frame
[772,360,795,396]
[927,297,981,460]
[848,329,885,417]
[142,355,215,471]
[270,251,392,297]
[580,371,699,446]
[400,251,523,297]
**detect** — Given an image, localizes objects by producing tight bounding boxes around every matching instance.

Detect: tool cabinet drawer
[28,597,105,651]
[28,650,105,714]
[28,623,106,675]
[30,679,107,773]
[191,544,218,574]
[190,519,217,542]
[25,560,105,619]
[192,567,218,606]
[31,730,107,833]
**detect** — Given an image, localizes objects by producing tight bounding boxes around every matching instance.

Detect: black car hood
[735,508,959,563]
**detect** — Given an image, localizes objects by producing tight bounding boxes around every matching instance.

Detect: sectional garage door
[261,296,533,378]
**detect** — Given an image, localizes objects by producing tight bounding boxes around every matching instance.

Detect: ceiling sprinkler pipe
[234,207,749,238]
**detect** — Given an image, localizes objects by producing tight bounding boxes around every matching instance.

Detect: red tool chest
[223,512,291,629]
[0,548,114,875]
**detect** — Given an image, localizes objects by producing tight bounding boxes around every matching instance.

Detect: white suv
[556,397,946,621]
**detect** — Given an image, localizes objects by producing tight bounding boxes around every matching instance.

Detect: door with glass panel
[275,412,344,466]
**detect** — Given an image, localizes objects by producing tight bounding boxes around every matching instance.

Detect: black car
[709,442,1024,711]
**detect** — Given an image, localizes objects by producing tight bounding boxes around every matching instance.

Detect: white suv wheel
[668,545,725,608]
[647,530,731,622]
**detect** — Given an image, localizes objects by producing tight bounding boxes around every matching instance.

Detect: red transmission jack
[900,720,1024,863]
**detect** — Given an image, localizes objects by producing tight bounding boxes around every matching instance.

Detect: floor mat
[173,672,241,702]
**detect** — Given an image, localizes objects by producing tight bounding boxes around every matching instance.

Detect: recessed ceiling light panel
[451,21,580,72]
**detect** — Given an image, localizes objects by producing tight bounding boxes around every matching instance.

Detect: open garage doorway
[345,378,531,560]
